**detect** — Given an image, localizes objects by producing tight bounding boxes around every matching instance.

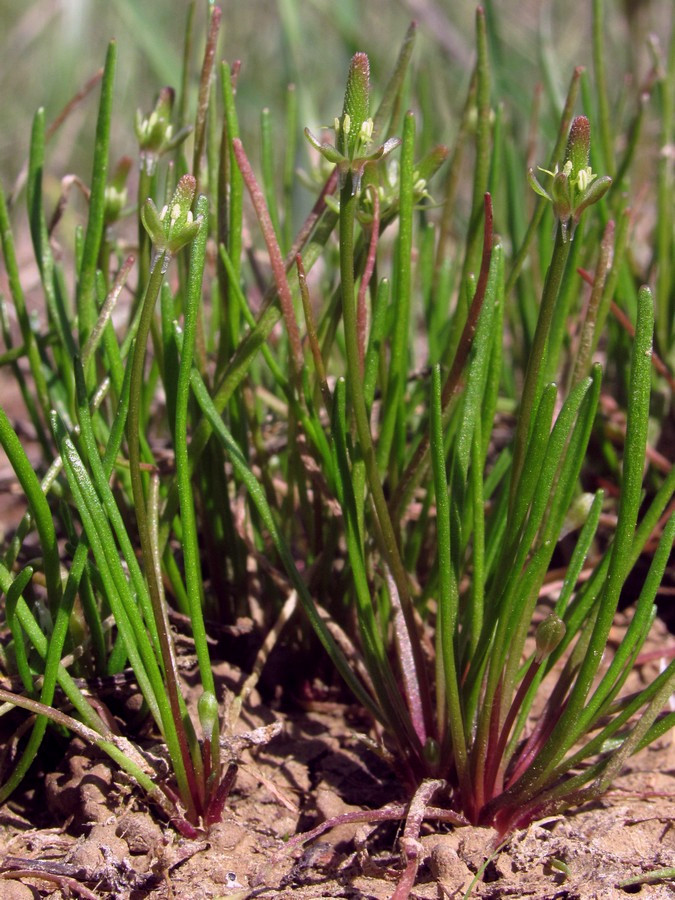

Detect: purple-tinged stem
[193,5,222,182]
[296,254,332,412]
[391,779,446,900]
[483,659,542,803]
[232,137,304,381]
[205,762,238,827]
[505,692,569,790]
[387,570,428,746]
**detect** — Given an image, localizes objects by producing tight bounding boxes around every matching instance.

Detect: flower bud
[535,614,566,663]
[304,51,400,197]
[104,156,131,225]
[198,690,219,737]
[135,87,175,175]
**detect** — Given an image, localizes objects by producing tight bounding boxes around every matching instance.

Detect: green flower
[140,174,203,257]
[355,145,447,225]
[135,87,192,175]
[528,115,611,241]
[103,156,132,225]
[304,52,400,195]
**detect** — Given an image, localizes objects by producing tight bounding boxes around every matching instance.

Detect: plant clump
[0,3,672,896]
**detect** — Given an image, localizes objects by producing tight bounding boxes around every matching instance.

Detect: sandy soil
[1,634,674,900]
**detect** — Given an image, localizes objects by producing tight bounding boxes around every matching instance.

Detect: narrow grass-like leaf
[337,126,432,731]
[52,411,199,820]
[261,107,282,243]
[331,379,423,764]
[165,173,339,533]
[0,686,195,835]
[506,287,653,805]
[502,492,605,765]
[232,137,304,379]
[4,566,36,694]
[430,365,468,788]
[0,187,51,452]
[392,194,495,521]
[473,373,597,765]
[189,367,380,721]
[0,407,66,801]
[592,0,615,177]
[53,415,160,716]
[282,83,298,254]
[0,563,107,733]
[509,225,570,512]
[192,6,221,182]
[363,278,390,412]
[464,7,491,286]
[77,41,116,350]
[72,360,158,651]
[174,195,215,697]
[655,30,674,353]
[217,62,244,371]
[377,111,415,474]
[372,21,417,141]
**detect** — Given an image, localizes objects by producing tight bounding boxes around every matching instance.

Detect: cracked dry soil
[1,633,675,900]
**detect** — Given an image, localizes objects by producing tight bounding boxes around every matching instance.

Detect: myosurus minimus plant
[0,2,673,895]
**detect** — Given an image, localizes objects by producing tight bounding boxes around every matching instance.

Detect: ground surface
[1,636,674,900]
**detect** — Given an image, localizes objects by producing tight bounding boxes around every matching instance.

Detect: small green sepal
[135,87,175,175]
[573,175,612,220]
[529,115,611,241]
[135,87,192,175]
[104,156,132,224]
[304,52,401,196]
[141,174,203,255]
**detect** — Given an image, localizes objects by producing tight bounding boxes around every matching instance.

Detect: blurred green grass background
[0,0,667,187]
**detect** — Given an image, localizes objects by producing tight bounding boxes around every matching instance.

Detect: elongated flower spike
[528,115,611,241]
[141,174,203,257]
[339,51,370,158]
[305,52,401,195]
